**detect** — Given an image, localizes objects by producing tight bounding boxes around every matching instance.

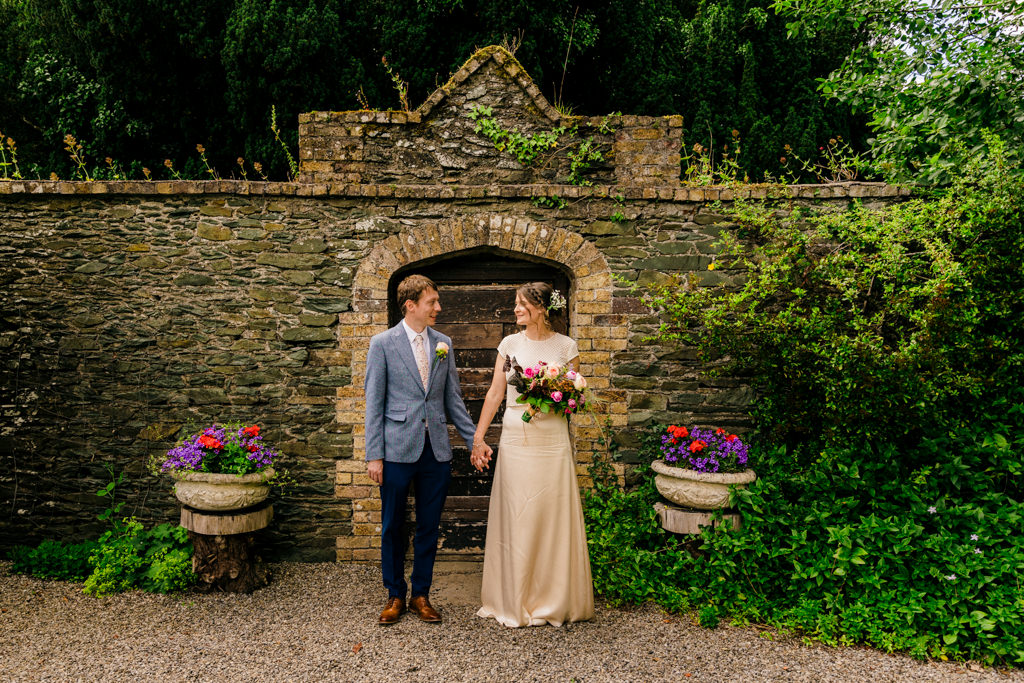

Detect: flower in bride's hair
[547,289,567,313]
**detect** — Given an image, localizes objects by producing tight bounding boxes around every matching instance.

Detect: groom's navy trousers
[379,436,451,600]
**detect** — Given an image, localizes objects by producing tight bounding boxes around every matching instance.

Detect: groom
[364,274,491,625]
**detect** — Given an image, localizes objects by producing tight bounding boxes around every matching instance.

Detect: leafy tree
[772,0,1024,184]
[641,135,1024,453]
[0,0,867,180]
[221,0,375,178]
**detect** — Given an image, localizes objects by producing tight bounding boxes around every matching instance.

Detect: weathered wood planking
[435,322,505,349]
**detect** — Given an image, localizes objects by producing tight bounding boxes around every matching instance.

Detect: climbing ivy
[469,104,608,185]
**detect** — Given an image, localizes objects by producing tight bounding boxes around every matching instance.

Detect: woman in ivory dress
[469,282,594,627]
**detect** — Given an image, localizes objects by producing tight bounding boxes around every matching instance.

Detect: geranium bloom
[689,440,707,453]
[242,425,260,437]
[668,425,689,439]
[198,434,222,450]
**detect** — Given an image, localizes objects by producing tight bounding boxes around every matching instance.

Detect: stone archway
[333,213,627,561]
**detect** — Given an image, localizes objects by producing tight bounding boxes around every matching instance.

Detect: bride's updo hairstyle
[516,282,565,328]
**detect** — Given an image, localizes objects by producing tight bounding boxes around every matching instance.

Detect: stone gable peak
[416,45,563,127]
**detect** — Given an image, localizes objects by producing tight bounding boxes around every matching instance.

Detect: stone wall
[0,44,909,561]
[298,46,682,187]
[0,180,906,560]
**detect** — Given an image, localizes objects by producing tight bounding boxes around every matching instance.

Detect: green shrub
[598,145,1024,665]
[640,135,1024,457]
[7,539,98,582]
[83,518,194,597]
[586,414,1024,665]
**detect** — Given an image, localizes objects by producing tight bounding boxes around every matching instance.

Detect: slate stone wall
[0,181,906,560]
[298,47,682,187]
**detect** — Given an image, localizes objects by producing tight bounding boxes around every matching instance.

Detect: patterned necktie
[413,333,429,389]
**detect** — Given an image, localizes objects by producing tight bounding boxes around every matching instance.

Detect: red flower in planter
[198,434,222,450]
[688,439,707,453]
[242,425,260,437]
[668,425,689,439]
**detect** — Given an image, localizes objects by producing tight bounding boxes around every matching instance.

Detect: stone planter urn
[651,460,756,510]
[171,468,274,512]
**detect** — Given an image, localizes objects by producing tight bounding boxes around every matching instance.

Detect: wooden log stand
[654,501,742,535]
[180,501,273,593]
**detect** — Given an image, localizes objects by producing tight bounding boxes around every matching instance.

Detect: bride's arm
[471,354,507,469]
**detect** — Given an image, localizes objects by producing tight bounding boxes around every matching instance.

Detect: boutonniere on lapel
[432,342,449,368]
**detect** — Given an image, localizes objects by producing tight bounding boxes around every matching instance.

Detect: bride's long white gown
[476,332,595,627]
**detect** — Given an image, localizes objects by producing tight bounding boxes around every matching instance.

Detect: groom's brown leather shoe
[409,595,442,623]
[378,597,405,625]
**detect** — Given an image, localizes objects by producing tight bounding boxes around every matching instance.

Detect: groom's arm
[364,335,387,476]
[441,341,477,449]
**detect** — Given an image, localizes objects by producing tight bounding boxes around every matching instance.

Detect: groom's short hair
[397,274,438,315]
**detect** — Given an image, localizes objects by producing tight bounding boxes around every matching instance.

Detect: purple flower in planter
[159,422,279,475]
[659,424,751,473]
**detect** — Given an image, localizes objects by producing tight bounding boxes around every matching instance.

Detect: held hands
[471,441,493,472]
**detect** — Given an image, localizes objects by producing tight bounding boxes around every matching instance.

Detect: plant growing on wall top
[468,105,608,186]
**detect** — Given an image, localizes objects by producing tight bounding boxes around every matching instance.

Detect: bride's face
[514,293,547,328]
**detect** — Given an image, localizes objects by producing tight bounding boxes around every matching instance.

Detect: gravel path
[1,561,1019,682]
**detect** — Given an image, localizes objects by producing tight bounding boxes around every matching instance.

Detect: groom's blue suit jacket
[364,322,476,463]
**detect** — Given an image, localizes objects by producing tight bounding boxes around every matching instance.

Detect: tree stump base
[654,501,742,535]
[180,502,273,593]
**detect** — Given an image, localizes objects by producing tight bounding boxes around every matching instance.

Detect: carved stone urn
[651,460,756,510]
[171,469,274,512]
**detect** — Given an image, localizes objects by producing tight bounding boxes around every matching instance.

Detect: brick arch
[333,214,626,561]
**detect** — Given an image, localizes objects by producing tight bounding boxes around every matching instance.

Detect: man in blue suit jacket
[365,274,492,625]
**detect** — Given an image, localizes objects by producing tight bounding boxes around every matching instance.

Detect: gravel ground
[1,561,1020,683]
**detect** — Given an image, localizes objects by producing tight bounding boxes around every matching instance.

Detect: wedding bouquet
[506,357,592,423]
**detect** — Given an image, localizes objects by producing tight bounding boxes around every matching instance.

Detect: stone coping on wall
[0,180,910,200]
[297,109,682,131]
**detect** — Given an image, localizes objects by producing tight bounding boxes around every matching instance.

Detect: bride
[470,282,594,627]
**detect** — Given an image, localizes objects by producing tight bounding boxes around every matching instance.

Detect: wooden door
[390,250,569,558]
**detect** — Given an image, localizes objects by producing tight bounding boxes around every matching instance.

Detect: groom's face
[405,287,441,330]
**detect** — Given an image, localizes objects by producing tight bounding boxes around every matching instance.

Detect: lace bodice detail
[497,332,579,405]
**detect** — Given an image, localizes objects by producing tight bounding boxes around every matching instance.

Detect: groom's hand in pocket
[367,459,383,485]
